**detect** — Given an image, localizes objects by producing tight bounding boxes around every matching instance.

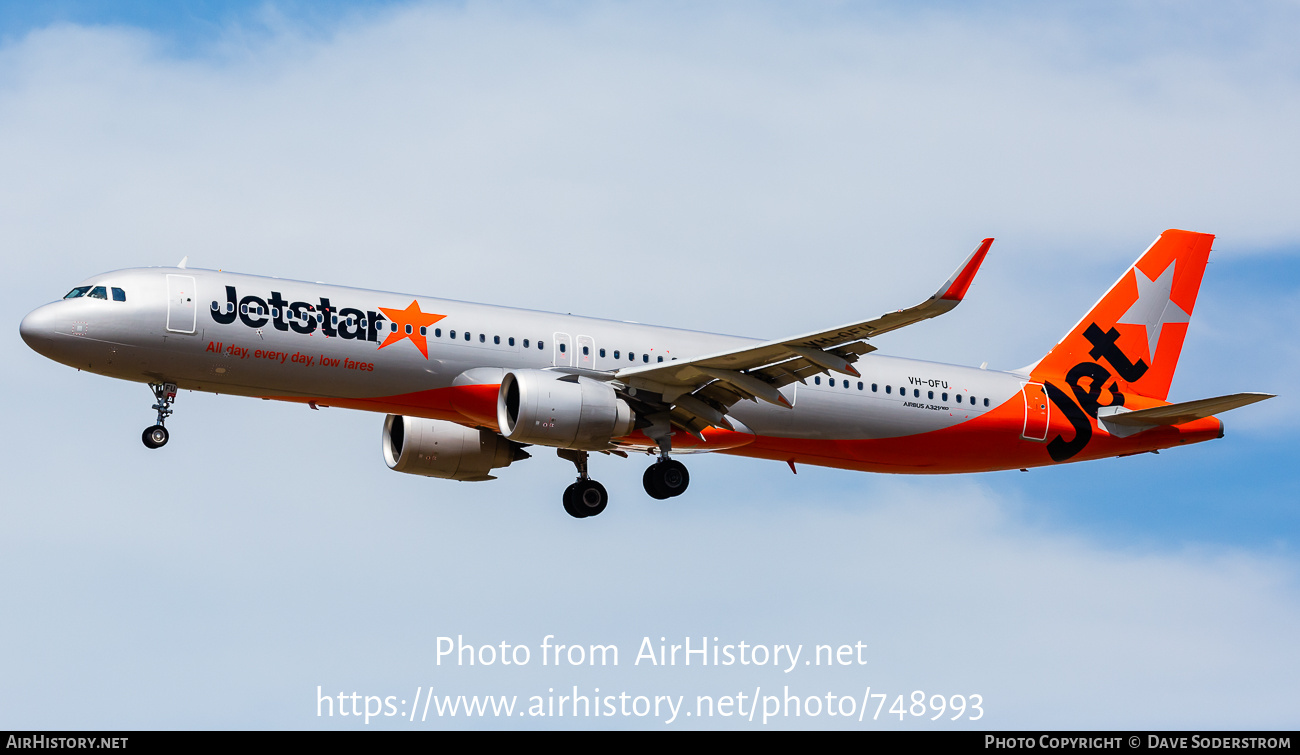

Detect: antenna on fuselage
[177,256,189,269]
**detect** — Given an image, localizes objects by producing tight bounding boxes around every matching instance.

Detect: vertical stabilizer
[1031,229,1213,401]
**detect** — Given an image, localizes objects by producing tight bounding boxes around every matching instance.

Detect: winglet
[937,238,993,302]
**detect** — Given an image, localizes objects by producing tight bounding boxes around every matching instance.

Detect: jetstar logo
[1043,323,1142,462]
[209,286,445,359]
[1041,261,1184,461]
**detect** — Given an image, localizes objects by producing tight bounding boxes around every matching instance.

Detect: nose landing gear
[142,382,177,449]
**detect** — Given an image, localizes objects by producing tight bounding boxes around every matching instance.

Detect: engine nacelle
[382,416,528,481]
[497,369,635,450]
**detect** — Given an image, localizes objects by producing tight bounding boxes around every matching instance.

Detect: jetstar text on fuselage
[208,285,445,357]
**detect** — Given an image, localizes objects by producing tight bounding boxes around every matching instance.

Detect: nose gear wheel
[142,382,177,449]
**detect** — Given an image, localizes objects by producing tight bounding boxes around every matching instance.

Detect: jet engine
[382,415,529,481]
[497,370,635,450]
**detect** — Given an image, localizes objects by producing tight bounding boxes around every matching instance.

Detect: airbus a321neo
[20,229,1272,518]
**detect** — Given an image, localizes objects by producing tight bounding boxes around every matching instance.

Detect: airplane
[19,229,1273,518]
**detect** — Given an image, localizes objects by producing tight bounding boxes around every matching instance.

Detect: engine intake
[497,370,635,449]
[382,416,528,481]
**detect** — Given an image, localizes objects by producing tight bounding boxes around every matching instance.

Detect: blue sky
[0,0,400,45]
[1,0,1298,730]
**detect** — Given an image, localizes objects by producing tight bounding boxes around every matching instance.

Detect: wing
[614,238,993,435]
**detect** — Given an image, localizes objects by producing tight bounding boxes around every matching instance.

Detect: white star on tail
[1116,261,1191,359]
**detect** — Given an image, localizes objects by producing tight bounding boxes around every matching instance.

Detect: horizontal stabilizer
[1098,392,1274,427]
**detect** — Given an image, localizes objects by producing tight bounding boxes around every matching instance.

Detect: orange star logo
[377,300,445,358]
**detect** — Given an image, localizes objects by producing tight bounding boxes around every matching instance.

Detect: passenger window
[419,326,427,336]
[523,339,529,348]
[983,398,989,407]
[560,343,566,353]
[111,287,126,302]
[582,346,589,356]
[914,389,920,397]
[942,392,948,401]
[614,350,620,359]
[643,354,649,363]
[405,324,413,334]
[829,378,836,387]
[872,383,878,392]
[956,394,962,403]
[815,376,821,385]
[494,336,500,345]
[629,352,635,361]
[600,348,606,358]
[89,286,107,299]
[450,329,456,338]
[857,382,863,390]
[509,337,515,346]
[435,328,441,337]
[928,390,934,399]
[538,341,544,350]
[657,356,663,363]
[392,323,399,332]
[64,286,91,299]
[465,332,471,341]
[885,385,891,394]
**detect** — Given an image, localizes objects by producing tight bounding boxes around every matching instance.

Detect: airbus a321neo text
[20,229,1273,518]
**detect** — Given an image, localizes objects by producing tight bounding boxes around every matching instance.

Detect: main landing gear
[142,382,177,449]
[555,446,691,518]
[558,449,609,519]
[643,457,690,499]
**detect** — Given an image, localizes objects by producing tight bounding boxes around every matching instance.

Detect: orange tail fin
[1031,229,1213,401]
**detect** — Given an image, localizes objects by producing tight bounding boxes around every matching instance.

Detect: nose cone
[20,303,61,359]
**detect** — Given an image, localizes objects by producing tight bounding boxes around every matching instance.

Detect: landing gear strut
[558,449,609,519]
[142,382,176,449]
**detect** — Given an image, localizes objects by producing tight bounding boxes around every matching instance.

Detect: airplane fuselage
[20,265,1223,477]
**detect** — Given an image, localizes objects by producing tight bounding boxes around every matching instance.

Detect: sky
[1,0,1298,730]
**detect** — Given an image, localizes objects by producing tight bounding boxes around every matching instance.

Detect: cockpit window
[111,287,126,302]
[64,286,91,299]
[88,286,108,300]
